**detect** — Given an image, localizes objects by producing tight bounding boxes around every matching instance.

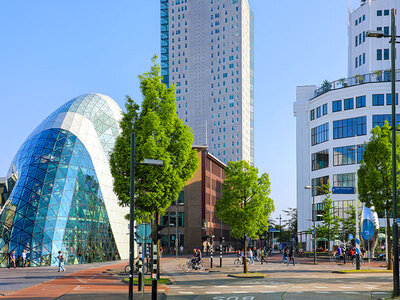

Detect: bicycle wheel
[234,258,241,266]
[181,262,189,272]
[198,261,205,271]
[124,265,130,274]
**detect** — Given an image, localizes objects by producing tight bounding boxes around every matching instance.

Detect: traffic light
[152,224,167,241]
[220,236,225,243]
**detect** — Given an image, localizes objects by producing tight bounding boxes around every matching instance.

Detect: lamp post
[367,10,400,295]
[276,214,282,252]
[129,132,164,300]
[305,185,317,264]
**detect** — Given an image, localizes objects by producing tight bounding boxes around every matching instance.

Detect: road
[161,254,392,299]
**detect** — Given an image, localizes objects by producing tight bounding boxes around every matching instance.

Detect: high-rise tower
[160,0,254,164]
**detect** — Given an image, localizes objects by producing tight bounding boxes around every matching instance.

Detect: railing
[313,70,400,99]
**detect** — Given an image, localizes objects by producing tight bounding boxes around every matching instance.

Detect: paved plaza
[0,253,394,299]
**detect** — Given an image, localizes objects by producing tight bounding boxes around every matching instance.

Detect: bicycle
[124,261,151,274]
[330,255,340,263]
[181,258,205,272]
[351,256,366,266]
[233,256,251,266]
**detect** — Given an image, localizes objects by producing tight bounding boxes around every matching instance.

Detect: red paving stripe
[1,263,127,299]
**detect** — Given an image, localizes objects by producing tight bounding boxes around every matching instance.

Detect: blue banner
[332,187,355,194]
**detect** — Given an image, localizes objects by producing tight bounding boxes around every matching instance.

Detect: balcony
[313,70,400,99]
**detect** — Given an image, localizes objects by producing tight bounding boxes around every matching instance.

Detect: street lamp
[304,185,317,264]
[367,9,400,296]
[129,132,164,300]
[276,214,282,252]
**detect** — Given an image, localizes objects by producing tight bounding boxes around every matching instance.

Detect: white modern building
[160,0,254,164]
[294,0,400,250]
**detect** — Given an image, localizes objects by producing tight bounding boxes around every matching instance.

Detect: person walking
[260,248,268,264]
[8,250,16,269]
[22,249,27,267]
[57,251,65,272]
[282,247,288,263]
[248,248,254,265]
[287,247,295,266]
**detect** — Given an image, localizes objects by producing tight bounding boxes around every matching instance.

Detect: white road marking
[261,291,275,293]
[340,286,352,289]
[315,291,331,294]
[263,285,277,288]
[342,291,359,294]
[205,291,221,294]
[233,291,248,293]
[179,291,194,294]
[239,286,252,288]
[191,286,204,288]
[215,285,230,288]
[315,286,327,289]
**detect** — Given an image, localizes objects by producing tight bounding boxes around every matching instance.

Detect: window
[178,212,184,227]
[355,36,358,47]
[332,100,342,112]
[356,95,366,108]
[344,98,354,110]
[363,31,365,43]
[372,94,384,106]
[387,93,399,105]
[363,15,365,21]
[311,176,329,196]
[323,103,328,115]
[363,52,365,64]
[333,173,355,188]
[178,191,184,205]
[384,49,389,60]
[333,146,356,166]
[161,213,169,226]
[377,10,382,16]
[373,114,400,128]
[316,106,321,118]
[311,123,329,146]
[333,116,367,139]
[310,109,315,121]
[355,56,358,68]
[384,26,389,36]
[384,9,389,16]
[311,149,329,171]
[377,49,382,60]
[357,145,365,163]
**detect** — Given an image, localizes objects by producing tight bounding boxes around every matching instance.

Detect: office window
[323,103,328,115]
[311,149,329,171]
[363,53,365,64]
[161,213,169,226]
[316,106,321,118]
[363,31,365,43]
[178,191,184,205]
[373,114,400,128]
[387,93,399,105]
[355,57,358,68]
[333,116,367,139]
[372,94,384,106]
[357,145,365,163]
[363,15,365,21]
[310,109,315,121]
[333,146,356,166]
[332,100,342,112]
[311,176,329,196]
[384,26,389,36]
[359,55,362,67]
[344,98,354,110]
[377,10,382,16]
[384,9,389,16]
[356,95,366,108]
[334,173,355,188]
[384,49,389,60]
[355,19,358,26]
[377,26,382,31]
[311,123,329,146]
[377,49,382,60]
[355,36,358,47]
[178,212,184,227]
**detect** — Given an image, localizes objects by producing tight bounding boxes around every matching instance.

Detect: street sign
[362,219,374,241]
[332,187,355,194]
[136,237,152,244]
[397,218,400,224]
[136,223,152,239]
[349,234,353,240]
[268,228,280,232]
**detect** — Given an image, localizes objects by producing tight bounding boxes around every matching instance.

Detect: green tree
[110,57,199,278]
[357,121,400,270]
[215,160,274,273]
[110,56,199,222]
[315,182,340,251]
[340,205,357,244]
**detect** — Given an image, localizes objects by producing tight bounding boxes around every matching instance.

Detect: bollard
[138,243,142,292]
[151,243,158,300]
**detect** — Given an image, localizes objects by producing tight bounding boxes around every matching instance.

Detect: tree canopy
[109,56,199,222]
[357,121,400,269]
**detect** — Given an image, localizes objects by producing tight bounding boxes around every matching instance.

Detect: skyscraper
[160,0,254,164]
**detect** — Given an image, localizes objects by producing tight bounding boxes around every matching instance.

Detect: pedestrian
[160,246,163,258]
[337,245,343,262]
[282,247,287,263]
[248,248,254,265]
[57,251,65,272]
[180,245,184,254]
[260,248,268,264]
[287,247,295,266]
[9,250,16,269]
[22,249,27,267]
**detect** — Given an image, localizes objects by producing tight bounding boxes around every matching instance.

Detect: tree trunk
[243,234,248,273]
[386,210,393,270]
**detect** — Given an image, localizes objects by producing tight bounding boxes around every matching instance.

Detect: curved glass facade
[0,94,126,267]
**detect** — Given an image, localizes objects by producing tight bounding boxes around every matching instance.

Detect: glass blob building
[0,94,129,267]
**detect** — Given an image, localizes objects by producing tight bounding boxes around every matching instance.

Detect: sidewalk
[1,262,169,300]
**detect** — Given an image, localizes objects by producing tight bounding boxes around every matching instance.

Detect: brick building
[160,146,233,253]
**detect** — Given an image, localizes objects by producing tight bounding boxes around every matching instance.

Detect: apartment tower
[160,0,254,164]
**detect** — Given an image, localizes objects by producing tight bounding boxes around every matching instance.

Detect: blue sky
[0,1,361,221]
